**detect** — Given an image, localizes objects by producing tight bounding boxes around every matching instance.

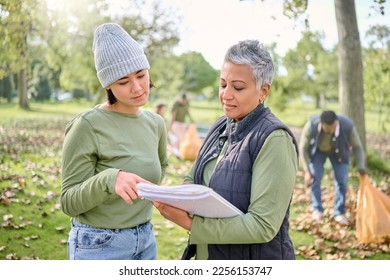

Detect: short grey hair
[223,40,274,91]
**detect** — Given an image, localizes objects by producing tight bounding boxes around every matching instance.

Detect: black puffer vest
[189,104,298,260]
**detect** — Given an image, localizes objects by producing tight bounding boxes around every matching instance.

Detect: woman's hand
[304,170,316,187]
[115,171,151,204]
[153,201,193,231]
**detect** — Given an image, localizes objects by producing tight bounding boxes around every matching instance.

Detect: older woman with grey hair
[154,40,298,260]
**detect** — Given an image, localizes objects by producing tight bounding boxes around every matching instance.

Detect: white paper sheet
[137,183,243,218]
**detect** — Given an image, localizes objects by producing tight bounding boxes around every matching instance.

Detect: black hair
[320,110,337,124]
[155,103,166,110]
[106,79,155,105]
[106,88,117,105]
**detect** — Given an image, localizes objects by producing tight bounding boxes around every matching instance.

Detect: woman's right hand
[115,171,151,204]
[153,201,193,231]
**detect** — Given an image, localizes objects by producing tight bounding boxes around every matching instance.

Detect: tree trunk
[18,68,30,110]
[334,0,366,151]
[7,68,14,103]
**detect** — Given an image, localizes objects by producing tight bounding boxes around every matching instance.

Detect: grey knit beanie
[93,23,150,88]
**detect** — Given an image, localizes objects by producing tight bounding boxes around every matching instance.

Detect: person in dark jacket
[299,110,366,225]
[153,40,298,260]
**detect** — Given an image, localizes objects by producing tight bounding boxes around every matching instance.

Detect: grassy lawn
[0,100,389,260]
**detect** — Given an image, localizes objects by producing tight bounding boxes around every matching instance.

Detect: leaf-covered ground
[291,172,390,259]
[0,118,389,260]
[0,118,69,260]
[289,126,390,259]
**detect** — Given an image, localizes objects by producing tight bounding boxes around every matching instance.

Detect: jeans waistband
[71,219,149,231]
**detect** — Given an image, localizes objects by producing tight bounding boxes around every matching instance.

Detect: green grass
[0,100,389,260]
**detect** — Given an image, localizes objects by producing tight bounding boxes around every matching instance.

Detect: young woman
[61,23,168,260]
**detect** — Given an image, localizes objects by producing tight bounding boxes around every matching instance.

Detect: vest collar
[227,104,266,142]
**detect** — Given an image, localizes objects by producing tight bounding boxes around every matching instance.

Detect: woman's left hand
[153,202,193,231]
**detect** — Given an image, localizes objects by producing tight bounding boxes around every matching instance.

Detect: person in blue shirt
[299,110,366,225]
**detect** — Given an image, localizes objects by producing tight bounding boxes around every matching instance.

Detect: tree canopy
[0,0,220,107]
[0,0,389,137]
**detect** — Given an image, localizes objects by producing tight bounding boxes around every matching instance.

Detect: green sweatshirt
[61,106,168,229]
[171,100,192,123]
[184,129,298,259]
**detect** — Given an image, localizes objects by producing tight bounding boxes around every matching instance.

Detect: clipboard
[137,183,243,218]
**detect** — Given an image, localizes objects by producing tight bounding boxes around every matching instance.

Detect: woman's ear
[259,84,270,103]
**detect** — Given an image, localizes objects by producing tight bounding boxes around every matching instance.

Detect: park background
[0,0,389,260]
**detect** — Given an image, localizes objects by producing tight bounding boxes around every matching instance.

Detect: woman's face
[108,69,150,113]
[219,61,269,121]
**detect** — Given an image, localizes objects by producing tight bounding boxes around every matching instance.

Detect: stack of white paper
[137,183,243,218]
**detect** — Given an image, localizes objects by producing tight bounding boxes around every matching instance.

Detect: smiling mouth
[224,103,236,109]
[132,92,145,100]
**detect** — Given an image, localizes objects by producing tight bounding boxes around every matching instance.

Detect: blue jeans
[68,220,156,260]
[309,151,349,216]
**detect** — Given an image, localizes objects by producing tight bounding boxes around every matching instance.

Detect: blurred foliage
[363,25,390,132]
[282,31,338,108]
[0,0,389,132]
[0,0,221,106]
